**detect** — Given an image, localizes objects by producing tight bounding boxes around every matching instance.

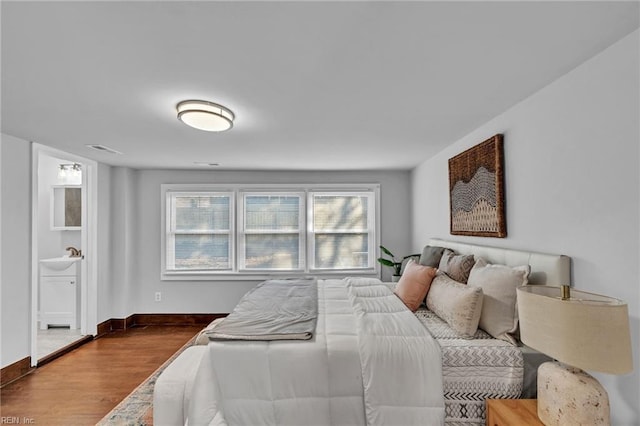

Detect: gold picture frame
[448,134,506,238]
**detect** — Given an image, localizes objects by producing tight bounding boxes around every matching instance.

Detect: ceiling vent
[85,144,122,154]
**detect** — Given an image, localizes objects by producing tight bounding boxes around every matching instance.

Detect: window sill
[161,270,380,281]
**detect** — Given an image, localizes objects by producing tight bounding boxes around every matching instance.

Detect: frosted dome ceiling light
[176,100,235,132]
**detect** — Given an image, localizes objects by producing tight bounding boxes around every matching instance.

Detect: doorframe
[30,143,98,366]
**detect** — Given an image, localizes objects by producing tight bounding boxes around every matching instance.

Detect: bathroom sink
[40,256,81,271]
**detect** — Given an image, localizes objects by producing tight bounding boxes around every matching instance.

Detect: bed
[421,239,570,425]
[184,239,570,426]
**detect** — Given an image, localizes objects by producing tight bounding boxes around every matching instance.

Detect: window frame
[238,191,306,272]
[164,190,235,274]
[161,183,380,281]
[308,191,377,272]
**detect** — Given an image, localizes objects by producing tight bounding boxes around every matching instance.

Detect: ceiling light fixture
[177,100,235,132]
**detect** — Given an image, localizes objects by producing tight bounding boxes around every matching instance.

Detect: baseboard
[96,318,113,337]
[96,317,127,337]
[96,313,226,335]
[132,313,226,326]
[126,314,136,329]
[95,316,132,336]
[1,357,34,388]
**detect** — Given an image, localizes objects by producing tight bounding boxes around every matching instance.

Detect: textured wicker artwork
[448,134,506,237]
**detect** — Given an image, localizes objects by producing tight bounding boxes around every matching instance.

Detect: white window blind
[309,192,375,271]
[239,193,305,271]
[166,192,233,271]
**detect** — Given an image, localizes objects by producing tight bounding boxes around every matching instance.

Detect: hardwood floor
[1,325,202,426]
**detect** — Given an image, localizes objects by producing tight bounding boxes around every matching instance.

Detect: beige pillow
[438,250,476,283]
[426,273,484,338]
[467,258,530,345]
[394,259,437,312]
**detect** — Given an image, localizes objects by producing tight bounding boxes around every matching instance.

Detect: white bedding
[187,278,444,426]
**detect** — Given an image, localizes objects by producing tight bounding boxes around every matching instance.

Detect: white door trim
[30,143,98,366]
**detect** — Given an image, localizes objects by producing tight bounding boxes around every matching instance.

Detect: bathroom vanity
[39,257,81,329]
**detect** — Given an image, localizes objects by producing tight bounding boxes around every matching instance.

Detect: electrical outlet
[155,292,162,302]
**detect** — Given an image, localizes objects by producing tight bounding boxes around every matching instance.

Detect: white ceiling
[2,1,638,171]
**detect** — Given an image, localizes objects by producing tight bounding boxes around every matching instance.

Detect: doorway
[30,144,98,365]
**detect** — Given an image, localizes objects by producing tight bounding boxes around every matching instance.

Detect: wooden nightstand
[486,399,544,426]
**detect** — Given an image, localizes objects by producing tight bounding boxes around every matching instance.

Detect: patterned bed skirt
[415,309,523,425]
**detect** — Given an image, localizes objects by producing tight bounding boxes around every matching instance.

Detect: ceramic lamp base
[537,361,610,426]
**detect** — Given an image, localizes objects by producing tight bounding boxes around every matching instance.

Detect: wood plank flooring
[1,325,201,426]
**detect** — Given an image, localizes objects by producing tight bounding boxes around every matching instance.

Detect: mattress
[415,308,524,426]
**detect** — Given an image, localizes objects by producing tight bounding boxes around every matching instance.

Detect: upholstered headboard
[427,239,571,286]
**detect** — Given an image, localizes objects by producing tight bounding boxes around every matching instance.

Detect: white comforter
[187,278,444,426]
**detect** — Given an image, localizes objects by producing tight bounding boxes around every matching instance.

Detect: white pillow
[467,257,530,345]
[426,273,484,338]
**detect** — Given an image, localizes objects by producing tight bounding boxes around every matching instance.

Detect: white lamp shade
[517,285,632,374]
[177,100,234,132]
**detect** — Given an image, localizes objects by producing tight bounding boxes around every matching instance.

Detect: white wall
[120,169,411,315]
[411,30,639,425]
[96,162,113,324]
[108,167,136,319]
[0,134,32,367]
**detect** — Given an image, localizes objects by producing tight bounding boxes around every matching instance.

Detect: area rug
[96,336,197,426]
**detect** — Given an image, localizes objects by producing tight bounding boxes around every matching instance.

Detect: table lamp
[517,285,633,426]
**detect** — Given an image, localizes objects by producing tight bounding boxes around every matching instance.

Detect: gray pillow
[419,245,446,268]
[438,249,476,283]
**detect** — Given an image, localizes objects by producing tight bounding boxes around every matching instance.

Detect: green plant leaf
[379,245,395,258]
[377,258,395,267]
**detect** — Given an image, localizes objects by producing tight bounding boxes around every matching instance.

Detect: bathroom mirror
[51,185,82,230]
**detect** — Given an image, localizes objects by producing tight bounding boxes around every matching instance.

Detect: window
[162,184,378,279]
[239,193,305,271]
[309,193,375,270]
[165,192,234,272]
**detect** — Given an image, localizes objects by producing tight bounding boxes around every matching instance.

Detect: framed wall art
[448,134,506,238]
